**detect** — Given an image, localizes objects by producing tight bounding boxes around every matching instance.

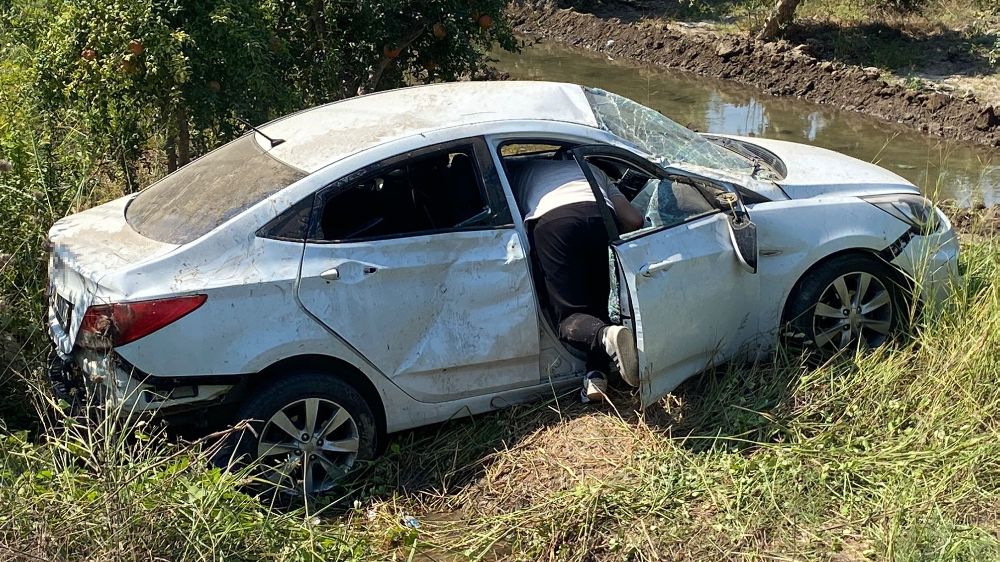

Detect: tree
[6,0,515,177]
[756,0,802,41]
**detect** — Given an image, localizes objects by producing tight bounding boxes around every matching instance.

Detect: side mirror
[728,216,758,274]
[714,192,758,274]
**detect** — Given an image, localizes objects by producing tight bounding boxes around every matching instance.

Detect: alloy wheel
[256,397,360,495]
[811,271,894,352]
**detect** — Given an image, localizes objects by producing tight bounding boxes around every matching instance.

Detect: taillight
[77,295,207,349]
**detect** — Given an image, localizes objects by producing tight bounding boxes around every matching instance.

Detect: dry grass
[3,232,999,559]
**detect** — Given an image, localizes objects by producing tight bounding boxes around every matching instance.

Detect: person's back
[508,158,641,393]
[508,159,614,222]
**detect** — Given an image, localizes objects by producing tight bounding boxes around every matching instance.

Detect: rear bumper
[47,347,239,423]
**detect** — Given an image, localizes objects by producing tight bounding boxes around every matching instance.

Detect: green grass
[1,236,998,560]
[353,241,1000,560]
[1,8,998,551]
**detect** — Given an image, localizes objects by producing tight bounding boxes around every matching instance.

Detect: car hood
[729,137,920,199]
[47,195,178,354]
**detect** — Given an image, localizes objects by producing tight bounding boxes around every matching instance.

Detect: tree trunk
[176,105,190,168]
[165,131,177,173]
[120,154,137,192]
[757,0,802,40]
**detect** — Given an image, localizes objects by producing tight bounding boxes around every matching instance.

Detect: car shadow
[329,354,809,512]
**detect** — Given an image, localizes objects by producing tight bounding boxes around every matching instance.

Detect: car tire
[782,253,909,358]
[218,372,379,499]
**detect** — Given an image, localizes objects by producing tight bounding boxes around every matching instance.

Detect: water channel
[493,41,999,205]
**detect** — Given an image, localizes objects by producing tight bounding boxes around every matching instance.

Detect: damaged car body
[46,81,960,495]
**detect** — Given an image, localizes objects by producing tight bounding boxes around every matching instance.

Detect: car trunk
[47,196,178,355]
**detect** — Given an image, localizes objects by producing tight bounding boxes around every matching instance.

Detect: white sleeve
[589,165,623,199]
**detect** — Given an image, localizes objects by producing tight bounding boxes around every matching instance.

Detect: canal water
[493,41,999,205]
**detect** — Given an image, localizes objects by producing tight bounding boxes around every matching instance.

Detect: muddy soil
[509,2,1000,148]
[940,202,1000,237]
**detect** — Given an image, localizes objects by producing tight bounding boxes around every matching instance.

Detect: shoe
[602,325,639,387]
[581,371,608,403]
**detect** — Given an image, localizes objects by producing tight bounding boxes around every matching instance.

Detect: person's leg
[559,313,609,372]
[575,215,639,385]
[530,204,639,385]
[530,204,612,371]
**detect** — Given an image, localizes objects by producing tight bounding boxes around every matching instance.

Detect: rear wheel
[226,372,378,498]
[783,254,909,357]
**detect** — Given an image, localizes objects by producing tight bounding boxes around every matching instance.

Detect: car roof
[259,81,598,173]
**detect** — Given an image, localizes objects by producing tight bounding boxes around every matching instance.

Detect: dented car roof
[259,81,598,173]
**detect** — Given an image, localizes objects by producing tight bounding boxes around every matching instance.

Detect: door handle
[639,256,679,277]
[320,268,340,281]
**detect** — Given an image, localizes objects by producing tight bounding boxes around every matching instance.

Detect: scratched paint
[298,228,540,402]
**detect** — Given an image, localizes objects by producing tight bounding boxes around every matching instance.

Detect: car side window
[582,154,717,237]
[313,145,493,242]
[628,177,717,234]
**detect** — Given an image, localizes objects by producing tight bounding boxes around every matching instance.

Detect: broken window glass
[585,88,754,178]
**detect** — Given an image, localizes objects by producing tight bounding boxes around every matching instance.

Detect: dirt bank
[509,2,1000,148]
[941,202,1000,237]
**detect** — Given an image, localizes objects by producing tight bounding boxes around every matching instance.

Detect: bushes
[0,0,516,426]
[3,0,515,173]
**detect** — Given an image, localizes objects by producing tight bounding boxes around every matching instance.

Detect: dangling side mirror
[728,217,758,274]
[716,192,758,274]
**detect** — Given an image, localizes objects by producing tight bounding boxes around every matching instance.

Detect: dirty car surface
[46,81,960,495]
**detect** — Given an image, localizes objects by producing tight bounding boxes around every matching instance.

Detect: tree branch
[358,25,426,95]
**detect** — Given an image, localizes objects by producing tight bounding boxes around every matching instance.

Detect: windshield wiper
[710,137,775,178]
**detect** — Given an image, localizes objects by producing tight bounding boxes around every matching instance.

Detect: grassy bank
[559,0,1000,106]
[2,4,999,559]
[2,237,999,560]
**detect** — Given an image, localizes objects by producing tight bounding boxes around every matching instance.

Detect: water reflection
[493,42,998,203]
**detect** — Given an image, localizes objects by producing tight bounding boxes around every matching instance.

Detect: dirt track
[509,2,1000,148]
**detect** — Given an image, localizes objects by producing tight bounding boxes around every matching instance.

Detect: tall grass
[357,237,1000,561]
[3,237,996,560]
[2,37,999,558]
[0,378,379,560]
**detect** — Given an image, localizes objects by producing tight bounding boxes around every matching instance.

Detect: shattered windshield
[585,88,755,178]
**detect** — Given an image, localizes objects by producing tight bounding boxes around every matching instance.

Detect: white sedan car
[47,81,959,494]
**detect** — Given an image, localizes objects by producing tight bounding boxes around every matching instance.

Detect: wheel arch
[245,354,388,437]
[779,247,914,325]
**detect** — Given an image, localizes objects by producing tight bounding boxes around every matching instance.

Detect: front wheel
[224,372,379,498]
[783,254,909,357]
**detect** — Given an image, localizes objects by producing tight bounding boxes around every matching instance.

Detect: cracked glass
[585,88,754,178]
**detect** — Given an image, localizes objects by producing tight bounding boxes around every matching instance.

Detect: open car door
[571,145,761,408]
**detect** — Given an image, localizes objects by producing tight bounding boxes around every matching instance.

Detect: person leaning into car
[508,158,645,391]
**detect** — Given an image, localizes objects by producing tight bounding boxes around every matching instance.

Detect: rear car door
[296,138,541,403]
[572,146,760,408]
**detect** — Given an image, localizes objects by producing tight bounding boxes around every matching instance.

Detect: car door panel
[567,144,760,408]
[298,228,540,403]
[612,212,759,407]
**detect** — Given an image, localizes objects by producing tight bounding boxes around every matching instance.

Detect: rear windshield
[127,135,306,244]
